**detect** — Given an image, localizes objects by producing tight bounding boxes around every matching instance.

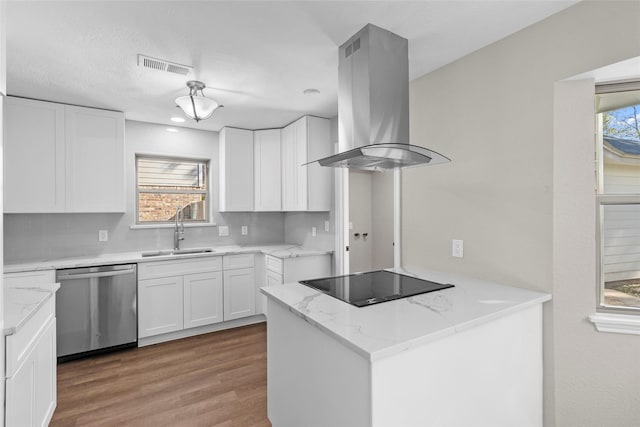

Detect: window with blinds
[136,155,209,223]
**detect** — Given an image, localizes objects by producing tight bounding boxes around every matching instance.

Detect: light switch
[452,239,464,258]
[312,226,317,237]
[325,221,330,232]
[219,226,229,236]
[98,230,108,242]
[241,226,248,235]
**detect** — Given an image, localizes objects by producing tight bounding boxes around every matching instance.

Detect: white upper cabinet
[4,97,66,212]
[254,129,282,211]
[65,105,125,212]
[281,116,331,211]
[219,127,254,212]
[3,97,125,213]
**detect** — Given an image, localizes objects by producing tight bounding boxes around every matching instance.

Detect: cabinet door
[265,269,284,286]
[254,129,282,211]
[219,127,254,211]
[223,268,256,321]
[184,271,223,329]
[306,116,332,211]
[138,276,184,338]
[281,123,298,211]
[282,118,309,211]
[64,105,125,212]
[4,97,65,213]
[262,270,283,317]
[6,354,34,427]
[6,318,56,427]
[33,319,56,427]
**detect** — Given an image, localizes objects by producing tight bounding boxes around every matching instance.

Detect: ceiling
[6,1,578,133]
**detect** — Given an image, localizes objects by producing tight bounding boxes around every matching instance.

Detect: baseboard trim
[138,315,267,347]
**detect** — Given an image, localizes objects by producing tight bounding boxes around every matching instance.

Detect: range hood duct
[315,24,450,171]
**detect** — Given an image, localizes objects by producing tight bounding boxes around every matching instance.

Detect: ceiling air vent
[137,54,193,76]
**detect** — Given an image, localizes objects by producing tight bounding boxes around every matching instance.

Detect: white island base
[264,268,548,427]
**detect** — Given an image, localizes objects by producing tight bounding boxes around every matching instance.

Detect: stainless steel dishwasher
[56,264,137,361]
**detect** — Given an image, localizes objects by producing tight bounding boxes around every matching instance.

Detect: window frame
[135,154,211,225]
[595,80,640,315]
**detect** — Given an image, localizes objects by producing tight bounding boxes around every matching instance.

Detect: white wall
[284,212,333,250]
[4,120,286,262]
[349,170,372,273]
[403,1,640,425]
[371,170,394,270]
[347,170,394,273]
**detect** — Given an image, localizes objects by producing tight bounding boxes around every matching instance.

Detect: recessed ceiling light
[166,128,178,132]
[303,88,320,96]
[170,116,186,123]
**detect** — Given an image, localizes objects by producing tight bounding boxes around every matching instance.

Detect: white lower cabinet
[138,254,258,340]
[5,298,57,427]
[223,268,256,321]
[138,257,223,339]
[223,254,256,321]
[262,254,332,315]
[264,254,332,285]
[138,276,184,337]
[265,269,284,287]
[184,271,223,328]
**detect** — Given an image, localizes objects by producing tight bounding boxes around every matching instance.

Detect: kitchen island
[261,266,551,427]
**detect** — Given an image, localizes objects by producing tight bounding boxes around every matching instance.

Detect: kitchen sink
[141,248,215,257]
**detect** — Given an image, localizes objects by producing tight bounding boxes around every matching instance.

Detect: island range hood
[314,23,451,171]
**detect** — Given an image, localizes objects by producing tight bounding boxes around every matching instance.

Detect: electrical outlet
[98,230,108,242]
[241,226,248,235]
[452,239,464,258]
[349,222,353,230]
[219,226,229,237]
[324,221,330,232]
[312,226,317,237]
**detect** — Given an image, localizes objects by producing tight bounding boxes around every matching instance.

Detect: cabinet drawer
[265,255,283,274]
[223,253,255,270]
[139,256,222,279]
[265,269,284,286]
[6,296,55,378]
[4,270,56,288]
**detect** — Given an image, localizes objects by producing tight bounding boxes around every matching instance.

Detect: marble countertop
[261,265,551,362]
[4,244,333,273]
[4,282,60,336]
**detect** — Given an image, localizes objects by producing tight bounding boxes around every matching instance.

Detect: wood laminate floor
[50,323,271,427]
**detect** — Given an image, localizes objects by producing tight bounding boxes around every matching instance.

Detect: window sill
[130,223,217,230]
[588,312,640,335]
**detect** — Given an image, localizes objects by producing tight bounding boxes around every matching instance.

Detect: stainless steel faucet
[174,206,185,250]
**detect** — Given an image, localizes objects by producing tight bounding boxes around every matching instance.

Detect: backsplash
[3,212,287,263]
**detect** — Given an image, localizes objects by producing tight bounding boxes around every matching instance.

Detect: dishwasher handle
[57,265,136,280]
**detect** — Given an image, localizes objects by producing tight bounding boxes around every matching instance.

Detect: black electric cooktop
[299,270,454,307]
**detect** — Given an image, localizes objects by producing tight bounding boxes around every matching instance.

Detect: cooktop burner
[299,270,454,307]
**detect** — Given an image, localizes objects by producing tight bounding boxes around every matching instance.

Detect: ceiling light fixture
[175,80,223,122]
[303,88,321,96]
[170,116,186,123]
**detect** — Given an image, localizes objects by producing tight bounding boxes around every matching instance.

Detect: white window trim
[594,81,640,321]
[135,154,211,225]
[589,312,640,335]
